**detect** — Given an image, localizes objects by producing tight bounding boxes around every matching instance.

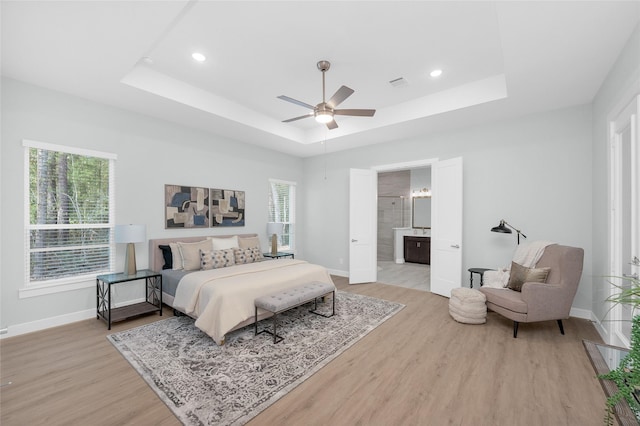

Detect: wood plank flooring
[1,277,608,425]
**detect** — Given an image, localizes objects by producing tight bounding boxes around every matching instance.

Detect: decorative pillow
[211,249,236,268]
[178,240,213,271]
[200,249,215,271]
[209,236,239,250]
[158,245,173,270]
[234,246,264,264]
[507,262,551,292]
[239,236,261,249]
[169,242,183,270]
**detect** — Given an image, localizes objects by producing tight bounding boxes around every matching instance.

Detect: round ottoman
[449,287,487,324]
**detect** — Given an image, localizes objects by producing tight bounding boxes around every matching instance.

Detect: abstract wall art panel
[210,188,245,227]
[165,185,210,228]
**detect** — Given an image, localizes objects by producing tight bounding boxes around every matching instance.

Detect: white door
[349,168,377,284]
[431,157,463,297]
[609,95,640,347]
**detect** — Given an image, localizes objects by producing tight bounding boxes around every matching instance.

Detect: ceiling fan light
[315,111,333,123]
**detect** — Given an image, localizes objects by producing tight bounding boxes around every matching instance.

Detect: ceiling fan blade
[334,108,376,117]
[277,95,315,110]
[326,119,338,130]
[282,113,314,123]
[327,86,354,108]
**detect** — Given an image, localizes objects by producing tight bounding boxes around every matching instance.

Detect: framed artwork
[210,188,245,227]
[165,185,210,228]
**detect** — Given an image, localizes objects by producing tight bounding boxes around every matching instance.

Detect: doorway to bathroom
[377,168,431,291]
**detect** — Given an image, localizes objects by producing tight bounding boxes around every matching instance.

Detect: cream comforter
[172,259,334,344]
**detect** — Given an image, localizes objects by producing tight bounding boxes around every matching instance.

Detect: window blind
[24,140,116,284]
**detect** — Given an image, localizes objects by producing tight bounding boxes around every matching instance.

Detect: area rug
[108,291,404,426]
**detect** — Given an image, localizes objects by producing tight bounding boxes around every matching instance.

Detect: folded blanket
[483,241,555,288]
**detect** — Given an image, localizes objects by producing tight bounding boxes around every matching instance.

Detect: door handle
[351,239,358,243]
[451,244,460,248]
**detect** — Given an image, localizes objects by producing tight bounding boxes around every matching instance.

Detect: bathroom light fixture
[430,69,443,78]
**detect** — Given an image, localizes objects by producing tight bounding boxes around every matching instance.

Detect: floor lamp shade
[266,222,284,255]
[490,219,526,244]
[115,224,147,275]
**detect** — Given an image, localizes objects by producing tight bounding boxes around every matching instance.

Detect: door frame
[371,157,439,282]
[607,93,639,347]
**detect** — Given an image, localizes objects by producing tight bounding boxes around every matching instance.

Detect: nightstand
[263,252,295,260]
[96,269,162,329]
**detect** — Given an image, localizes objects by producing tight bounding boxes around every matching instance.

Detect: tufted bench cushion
[255,281,334,313]
[255,281,335,343]
[449,287,487,325]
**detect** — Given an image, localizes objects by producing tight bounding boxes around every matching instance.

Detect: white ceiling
[2,1,639,157]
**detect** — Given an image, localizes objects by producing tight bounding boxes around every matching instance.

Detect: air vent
[389,77,408,88]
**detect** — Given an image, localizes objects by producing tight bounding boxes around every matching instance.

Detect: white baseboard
[328,268,348,277]
[1,308,96,339]
[0,298,147,339]
[569,307,592,320]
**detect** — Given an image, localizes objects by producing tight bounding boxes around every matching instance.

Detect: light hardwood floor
[1,277,608,425]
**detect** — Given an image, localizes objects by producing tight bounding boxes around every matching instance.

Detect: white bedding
[173,259,334,344]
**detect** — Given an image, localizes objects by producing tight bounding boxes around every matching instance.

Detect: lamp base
[271,234,278,256]
[123,242,137,275]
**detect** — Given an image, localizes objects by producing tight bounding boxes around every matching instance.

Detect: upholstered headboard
[148,233,259,272]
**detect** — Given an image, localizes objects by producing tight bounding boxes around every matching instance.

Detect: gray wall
[0,77,303,332]
[591,24,640,324]
[302,105,594,312]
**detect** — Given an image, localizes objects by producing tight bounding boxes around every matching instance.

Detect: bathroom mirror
[412,197,431,229]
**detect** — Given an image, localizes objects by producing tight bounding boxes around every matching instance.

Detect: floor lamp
[115,224,147,275]
[491,219,527,244]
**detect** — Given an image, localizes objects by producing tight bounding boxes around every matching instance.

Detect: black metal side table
[468,267,493,288]
[96,269,162,329]
[263,252,295,260]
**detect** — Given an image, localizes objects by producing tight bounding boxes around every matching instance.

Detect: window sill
[19,276,96,299]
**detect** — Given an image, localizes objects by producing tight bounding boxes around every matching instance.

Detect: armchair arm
[521,282,572,322]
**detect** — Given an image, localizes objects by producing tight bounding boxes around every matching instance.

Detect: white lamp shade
[266,222,284,236]
[114,224,146,244]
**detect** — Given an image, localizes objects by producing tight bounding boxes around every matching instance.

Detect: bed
[148,234,335,344]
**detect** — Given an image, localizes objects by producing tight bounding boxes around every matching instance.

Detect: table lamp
[115,224,147,275]
[266,222,284,255]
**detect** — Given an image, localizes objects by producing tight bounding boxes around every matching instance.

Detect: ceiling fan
[278,60,376,130]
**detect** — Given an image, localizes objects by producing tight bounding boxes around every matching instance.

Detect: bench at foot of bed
[254,281,335,344]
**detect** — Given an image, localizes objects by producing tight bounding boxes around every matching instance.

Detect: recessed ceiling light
[430,69,443,78]
[192,52,206,63]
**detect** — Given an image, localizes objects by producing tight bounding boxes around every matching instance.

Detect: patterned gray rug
[108,291,404,426]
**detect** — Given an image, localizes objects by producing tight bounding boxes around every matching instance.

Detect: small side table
[96,269,162,330]
[263,252,294,260]
[468,268,493,288]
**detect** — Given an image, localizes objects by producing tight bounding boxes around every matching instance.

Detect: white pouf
[449,287,487,324]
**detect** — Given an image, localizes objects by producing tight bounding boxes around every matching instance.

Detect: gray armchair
[479,244,584,337]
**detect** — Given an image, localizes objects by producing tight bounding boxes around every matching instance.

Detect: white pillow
[482,268,510,288]
[169,242,183,270]
[209,236,239,250]
[178,240,213,271]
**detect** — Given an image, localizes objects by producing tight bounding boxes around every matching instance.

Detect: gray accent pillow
[507,261,551,292]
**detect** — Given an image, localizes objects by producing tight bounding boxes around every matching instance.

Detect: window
[268,179,296,251]
[24,140,116,288]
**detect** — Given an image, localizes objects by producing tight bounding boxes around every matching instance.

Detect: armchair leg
[513,321,519,338]
[557,319,565,335]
